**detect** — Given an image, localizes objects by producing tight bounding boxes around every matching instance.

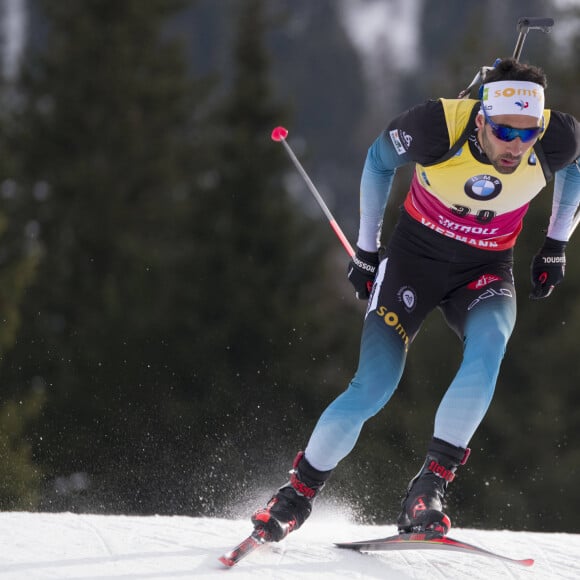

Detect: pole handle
[517,17,554,33]
[513,17,554,61]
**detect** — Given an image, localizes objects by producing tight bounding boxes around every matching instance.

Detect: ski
[218,528,267,567]
[335,531,534,567]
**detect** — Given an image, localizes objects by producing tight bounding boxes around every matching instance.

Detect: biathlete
[251,58,580,541]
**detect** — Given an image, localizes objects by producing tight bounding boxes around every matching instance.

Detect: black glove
[347,246,379,300]
[529,237,567,300]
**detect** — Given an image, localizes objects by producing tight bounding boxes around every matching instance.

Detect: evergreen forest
[0,0,579,533]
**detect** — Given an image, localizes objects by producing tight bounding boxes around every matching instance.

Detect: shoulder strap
[422,102,480,167]
[532,141,552,183]
[533,109,553,183]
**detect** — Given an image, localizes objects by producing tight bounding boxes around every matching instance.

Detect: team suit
[305,98,580,470]
[251,72,580,542]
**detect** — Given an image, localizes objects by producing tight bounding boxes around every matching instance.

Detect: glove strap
[352,248,379,274]
[542,237,567,253]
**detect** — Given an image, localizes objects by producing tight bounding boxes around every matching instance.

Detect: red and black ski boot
[251,451,332,542]
[397,437,470,535]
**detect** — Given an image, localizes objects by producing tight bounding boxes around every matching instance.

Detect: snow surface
[1,509,579,579]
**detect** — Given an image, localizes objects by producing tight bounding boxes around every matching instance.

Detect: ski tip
[520,558,535,567]
[218,555,235,567]
[271,126,288,141]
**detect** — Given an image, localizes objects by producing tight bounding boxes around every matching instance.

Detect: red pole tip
[271,126,288,141]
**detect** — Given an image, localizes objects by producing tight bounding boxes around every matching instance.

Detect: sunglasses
[481,107,544,142]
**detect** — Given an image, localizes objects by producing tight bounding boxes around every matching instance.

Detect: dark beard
[479,129,521,174]
[491,157,521,174]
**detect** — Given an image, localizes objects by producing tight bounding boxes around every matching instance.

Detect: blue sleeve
[356,134,412,251]
[548,160,580,241]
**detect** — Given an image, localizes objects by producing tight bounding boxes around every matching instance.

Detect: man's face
[476,113,542,175]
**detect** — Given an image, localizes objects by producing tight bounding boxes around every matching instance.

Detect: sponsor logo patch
[467,274,502,290]
[389,129,407,155]
[375,305,409,348]
[397,286,417,312]
[464,175,502,201]
[467,287,513,311]
[400,130,413,149]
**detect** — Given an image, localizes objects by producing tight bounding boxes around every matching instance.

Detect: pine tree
[2,0,215,512]
[0,82,44,509]
[184,0,362,513]
[2,0,362,514]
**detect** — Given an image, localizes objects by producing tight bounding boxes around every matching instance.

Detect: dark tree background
[0,0,579,532]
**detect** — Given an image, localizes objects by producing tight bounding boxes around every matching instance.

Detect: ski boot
[251,451,332,542]
[397,437,470,536]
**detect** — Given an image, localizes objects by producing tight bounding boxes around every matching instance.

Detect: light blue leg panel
[433,299,516,448]
[305,313,407,471]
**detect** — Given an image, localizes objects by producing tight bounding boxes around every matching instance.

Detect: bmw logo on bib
[464,175,502,201]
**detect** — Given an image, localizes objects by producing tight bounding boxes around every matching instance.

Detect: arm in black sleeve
[540,111,580,174]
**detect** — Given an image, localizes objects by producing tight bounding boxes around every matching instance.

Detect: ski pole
[271,126,355,257]
[458,16,554,98]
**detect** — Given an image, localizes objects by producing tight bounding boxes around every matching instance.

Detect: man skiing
[251,58,580,542]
